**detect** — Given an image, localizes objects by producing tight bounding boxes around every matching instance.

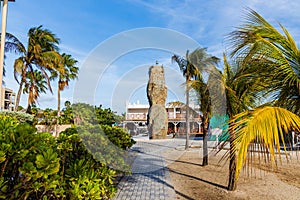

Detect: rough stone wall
[147,65,168,139]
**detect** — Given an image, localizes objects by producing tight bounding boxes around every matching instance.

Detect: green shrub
[0,118,119,199]
[100,125,136,150]
[0,118,61,199]
[57,130,117,199]
[0,111,33,124]
[63,126,135,150]
[62,126,135,172]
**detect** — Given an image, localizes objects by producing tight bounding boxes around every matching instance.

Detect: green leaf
[0,151,5,163]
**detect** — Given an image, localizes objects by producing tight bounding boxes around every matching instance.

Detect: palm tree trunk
[227,108,237,190]
[14,80,24,111]
[26,82,33,114]
[185,75,190,149]
[15,67,27,111]
[26,89,32,113]
[202,117,209,166]
[57,86,61,117]
[55,86,61,137]
[26,104,31,114]
[228,129,237,190]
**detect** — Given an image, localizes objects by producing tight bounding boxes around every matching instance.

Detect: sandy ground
[165,145,300,200]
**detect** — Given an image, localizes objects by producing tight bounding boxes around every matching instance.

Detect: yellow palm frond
[229,106,300,180]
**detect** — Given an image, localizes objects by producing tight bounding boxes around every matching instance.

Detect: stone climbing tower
[147,65,168,139]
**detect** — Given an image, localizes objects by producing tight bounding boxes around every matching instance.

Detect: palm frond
[229,106,300,180]
[228,8,300,113]
[3,32,25,54]
[13,57,25,83]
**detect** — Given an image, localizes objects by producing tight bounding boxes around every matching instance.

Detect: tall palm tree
[190,49,219,165]
[13,25,63,111]
[51,53,78,117]
[226,9,300,190]
[220,54,261,190]
[229,8,300,114]
[172,50,197,149]
[172,48,219,160]
[190,73,211,166]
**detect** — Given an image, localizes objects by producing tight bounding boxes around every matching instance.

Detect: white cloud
[59,44,88,62]
[6,0,300,112]
[127,0,300,56]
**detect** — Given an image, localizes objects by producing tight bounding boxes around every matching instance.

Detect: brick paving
[113,136,186,200]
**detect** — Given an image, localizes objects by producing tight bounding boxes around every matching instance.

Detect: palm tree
[23,70,47,113]
[172,50,197,149]
[189,49,219,165]
[220,54,262,190]
[51,53,78,117]
[13,26,62,111]
[229,8,300,114]
[226,9,300,190]
[190,73,211,165]
[172,48,219,161]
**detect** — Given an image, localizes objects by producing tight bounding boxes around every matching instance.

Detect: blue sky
[3,0,300,113]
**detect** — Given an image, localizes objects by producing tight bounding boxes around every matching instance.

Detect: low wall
[35,124,72,136]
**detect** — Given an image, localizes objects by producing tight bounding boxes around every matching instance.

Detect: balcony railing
[126,112,201,121]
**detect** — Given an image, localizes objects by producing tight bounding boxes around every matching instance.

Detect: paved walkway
[113,135,188,200]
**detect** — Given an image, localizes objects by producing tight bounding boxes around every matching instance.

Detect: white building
[124,101,202,135]
[1,87,16,111]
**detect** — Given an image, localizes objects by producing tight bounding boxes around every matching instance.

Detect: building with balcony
[1,87,16,111]
[124,101,202,135]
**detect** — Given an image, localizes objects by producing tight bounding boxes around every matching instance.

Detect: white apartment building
[1,87,16,111]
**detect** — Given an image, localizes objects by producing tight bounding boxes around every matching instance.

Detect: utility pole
[0,0,14,110]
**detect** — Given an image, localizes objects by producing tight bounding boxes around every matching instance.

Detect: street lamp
[0,0,15,110]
